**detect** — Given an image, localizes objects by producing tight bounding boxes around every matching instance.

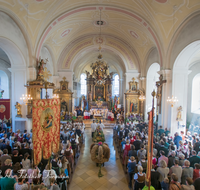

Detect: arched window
[0,70,9,99]
[80,73,87,96]
[113,74,119,96]
[191,73,200,114]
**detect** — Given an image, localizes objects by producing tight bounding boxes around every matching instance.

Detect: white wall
[187,61,200,126]
[145,63,160,121]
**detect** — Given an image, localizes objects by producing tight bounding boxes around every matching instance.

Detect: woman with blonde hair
[157,160,169,186]
[42,163,57,188]
[133,165,145,190]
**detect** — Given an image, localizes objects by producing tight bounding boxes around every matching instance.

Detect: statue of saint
[177,106,183,121]
[37,59,46,79]
[118,97,120,104]
[15,102,22,117]
[0,90,4,99]
[89,91,92,101]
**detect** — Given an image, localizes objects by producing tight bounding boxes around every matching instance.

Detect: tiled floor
[69,129,129,190]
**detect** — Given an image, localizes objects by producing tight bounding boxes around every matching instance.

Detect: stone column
[8,66,27,132]
[170,69,191,135]
[157,70,172,130]
[119,78,123,105]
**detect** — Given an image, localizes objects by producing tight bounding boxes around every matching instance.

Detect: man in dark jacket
[189,150,200,168]
[133,136,142,151]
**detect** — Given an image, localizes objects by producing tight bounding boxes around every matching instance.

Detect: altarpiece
[124,78,145,117]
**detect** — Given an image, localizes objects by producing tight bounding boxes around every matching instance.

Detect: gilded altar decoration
[15,102,22,118]
[53,77,73,118]
[176,106,183,121]
[25,58,55,118]
[32,98,61,165]
[124,78,145,119]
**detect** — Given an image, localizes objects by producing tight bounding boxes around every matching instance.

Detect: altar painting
[95,85,104,100]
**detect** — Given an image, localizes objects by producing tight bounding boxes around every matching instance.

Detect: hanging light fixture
[167,96,178,107]
[53,94,59,99]
[20,94,32,105]
[139,94,146,102]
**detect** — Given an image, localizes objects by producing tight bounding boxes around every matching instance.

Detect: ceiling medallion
[61,29,71,38]
[130,31,139,39]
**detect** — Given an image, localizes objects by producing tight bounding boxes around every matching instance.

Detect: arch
[173,40,200,71]
[0,37,27,131]
[145,63,160,121]
[171,40,200,136]
[191,73,200,114]
[0,70,9,99]
[0,10,33,67]
[57,34,140,73]
[72,46,126,81]
[167,11,200,69]
[144,47,160,76]
[36,5,163,65]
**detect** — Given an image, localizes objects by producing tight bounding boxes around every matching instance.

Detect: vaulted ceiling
[1,0,200,74]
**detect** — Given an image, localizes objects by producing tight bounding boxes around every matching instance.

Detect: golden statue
[176,106,182,121]
[15,102,22,118]
[118,97,120,104]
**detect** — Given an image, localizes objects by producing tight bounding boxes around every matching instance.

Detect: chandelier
[53,94,59,99]
[167,96,178,107]
[139,95,146,102]
[20,94,32,105]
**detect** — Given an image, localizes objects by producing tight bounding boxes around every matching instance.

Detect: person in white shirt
[91,120,97,137]
[99,120,105,131]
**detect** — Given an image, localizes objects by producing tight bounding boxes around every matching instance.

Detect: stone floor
[69,129,129,190]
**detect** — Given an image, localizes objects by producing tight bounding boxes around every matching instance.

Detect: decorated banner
[0,99,10,120]
[146,110,153,184]
[32,98,61,165]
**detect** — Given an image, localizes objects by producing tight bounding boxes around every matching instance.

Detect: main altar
[85,53,113,110]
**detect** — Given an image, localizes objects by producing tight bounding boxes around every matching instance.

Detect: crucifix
[42,67,52,99]
[156,74,166,114]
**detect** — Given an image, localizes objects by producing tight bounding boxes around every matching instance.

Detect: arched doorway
[171,40,200,135]
[145,63,160,121]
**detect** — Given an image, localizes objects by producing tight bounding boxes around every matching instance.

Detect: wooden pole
[148,90,156,190]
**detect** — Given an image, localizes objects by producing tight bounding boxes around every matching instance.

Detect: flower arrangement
[98,142,102,146]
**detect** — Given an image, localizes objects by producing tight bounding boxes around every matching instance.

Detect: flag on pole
[32,98,61,165]
[146,110,153,184]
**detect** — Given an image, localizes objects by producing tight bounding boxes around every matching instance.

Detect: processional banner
[0,99,10,120]
[146,110,153,183]
[32,98,61,165]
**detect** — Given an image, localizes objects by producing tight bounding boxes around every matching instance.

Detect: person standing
[91,120,96,138]
[127,156,136,189]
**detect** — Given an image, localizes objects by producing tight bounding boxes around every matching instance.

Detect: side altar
[124,77,145,118]
[85,53,113,110]
[53,77,73,119]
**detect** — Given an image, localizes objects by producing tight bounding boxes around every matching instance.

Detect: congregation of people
[0,121,85,190]
[113,122,200,190]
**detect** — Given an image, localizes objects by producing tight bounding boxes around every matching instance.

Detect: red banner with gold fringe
[32,98,60,166]
[0,99,10,120]
[146,110,153,184]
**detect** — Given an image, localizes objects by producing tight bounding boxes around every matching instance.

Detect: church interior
[1,0,200,190]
